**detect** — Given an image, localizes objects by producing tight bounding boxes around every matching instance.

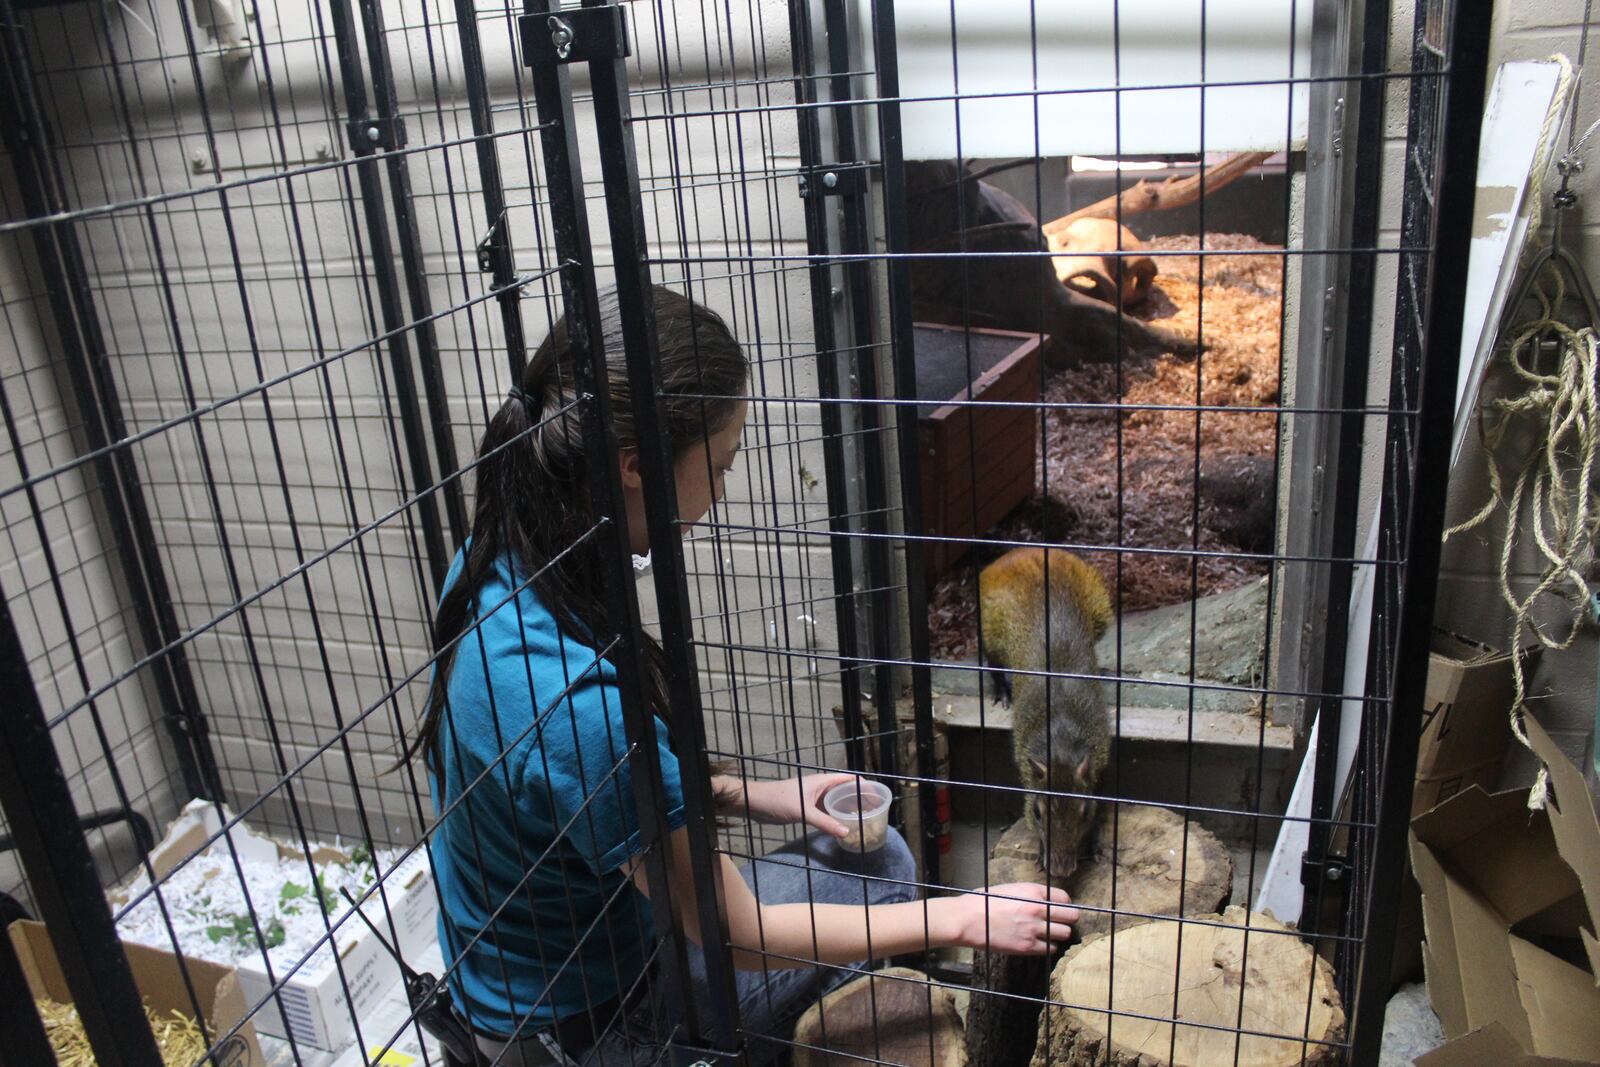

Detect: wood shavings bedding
[930,233,1283,661]
[38,997,207,1067]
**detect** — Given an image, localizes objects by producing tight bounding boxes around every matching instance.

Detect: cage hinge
[1300,850,1349,887]
[477,211,510,273]
[797,164,872,198]
[347,116,406,155]
[519,6,630,67]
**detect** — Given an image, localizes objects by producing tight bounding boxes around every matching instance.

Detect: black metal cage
[0,0,1488,1063]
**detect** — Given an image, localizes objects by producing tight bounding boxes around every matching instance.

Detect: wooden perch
[1042,151,1272,239]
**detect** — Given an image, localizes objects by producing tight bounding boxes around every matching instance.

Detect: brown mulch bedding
[929,233,1284,660]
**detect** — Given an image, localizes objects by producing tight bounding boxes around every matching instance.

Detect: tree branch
[1041,152,1273,238]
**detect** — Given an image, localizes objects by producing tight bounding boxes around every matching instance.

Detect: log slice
[1030,905,1344,1067]
[966,806,1233,1067]
[793,966,965,1067]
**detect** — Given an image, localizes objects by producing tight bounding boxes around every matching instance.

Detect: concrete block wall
[0,189,180,903]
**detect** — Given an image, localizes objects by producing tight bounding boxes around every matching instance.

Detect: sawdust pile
[930,233,1283,660]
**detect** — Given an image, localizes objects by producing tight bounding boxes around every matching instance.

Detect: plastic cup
[822,778,893,853]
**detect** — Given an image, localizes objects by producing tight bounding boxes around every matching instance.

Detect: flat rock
[1094,577,1268,711]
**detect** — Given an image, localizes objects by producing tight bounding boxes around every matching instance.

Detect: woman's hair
[406,285,748,771]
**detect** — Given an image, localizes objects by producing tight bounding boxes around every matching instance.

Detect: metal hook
[548,16,574,60]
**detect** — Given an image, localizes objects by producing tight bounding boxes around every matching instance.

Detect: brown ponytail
[403,286,748,771]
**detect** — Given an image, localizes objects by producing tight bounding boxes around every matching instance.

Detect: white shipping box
[114,800,438,1052]
[260,943,447,1067]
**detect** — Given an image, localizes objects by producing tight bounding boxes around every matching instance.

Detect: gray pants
[475,827,918,1067]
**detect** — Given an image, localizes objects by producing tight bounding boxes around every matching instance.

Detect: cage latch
[519,6,631,67]
[798,163,872,198]
[347,116,406,155]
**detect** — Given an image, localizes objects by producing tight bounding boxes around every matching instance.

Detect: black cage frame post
[801,0,911,819]
[0,10,222,806]
[1299,0,1391,929]
[0,592,163,1067]
[787,0,871,777]
[355,0,470,552]
[866,0,944,899]
[325,0,459,591]
[453,0,531,381]
[820,0,915,847]
[520,0,725,1055]
[0,896,55,1067]
[551,0,748,1053]
[1346,0,1491,1059]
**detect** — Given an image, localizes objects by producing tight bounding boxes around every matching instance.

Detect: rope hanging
[1445,269,1600,808]
[1440,44,1598,810]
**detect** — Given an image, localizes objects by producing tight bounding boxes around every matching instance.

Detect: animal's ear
[1074,754,1094,783]
[1027,755,1048,781]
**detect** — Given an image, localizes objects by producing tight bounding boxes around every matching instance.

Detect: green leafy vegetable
[315,873,338,914]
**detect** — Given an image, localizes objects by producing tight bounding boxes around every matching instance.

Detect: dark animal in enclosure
[906,161,1192,368]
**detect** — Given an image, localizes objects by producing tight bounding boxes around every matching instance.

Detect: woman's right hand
[944,883,1079,955]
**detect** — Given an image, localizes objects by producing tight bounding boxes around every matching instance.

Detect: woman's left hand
[731,773,857,838]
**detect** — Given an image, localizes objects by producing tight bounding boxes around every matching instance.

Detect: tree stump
[965,807,1233,1067]
[1029,906,1344,1067]
[793,967,965,1067]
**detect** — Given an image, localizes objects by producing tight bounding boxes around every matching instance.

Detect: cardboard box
[1414,631,1540,816]
[1418,1022,1596,1067]
[1409,714,1600,1063]
[10,918,264,1067]
[113,801,437,1052]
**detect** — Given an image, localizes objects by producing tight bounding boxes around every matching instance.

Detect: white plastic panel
[860,0,1312,160]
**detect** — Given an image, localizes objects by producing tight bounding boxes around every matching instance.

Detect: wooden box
[913,323,1043,578]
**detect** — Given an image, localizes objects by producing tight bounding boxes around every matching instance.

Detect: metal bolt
[822,171,839,189]
[190,148,208,173]
[366,125,381,144]
[1326,864,1343,882]
[830,286,843,302]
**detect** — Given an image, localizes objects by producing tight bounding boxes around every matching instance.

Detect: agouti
[978,546,1111,881]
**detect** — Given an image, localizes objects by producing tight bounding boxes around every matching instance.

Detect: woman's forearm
[632,827,1074,971]
[728,899,956,970]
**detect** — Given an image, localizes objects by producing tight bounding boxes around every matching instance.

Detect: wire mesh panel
[542,0,1492,1064]
[0,0,699,1061]
[0,0,1490,1064]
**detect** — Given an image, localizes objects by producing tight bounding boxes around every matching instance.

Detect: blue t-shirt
[428,548,686,1037]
